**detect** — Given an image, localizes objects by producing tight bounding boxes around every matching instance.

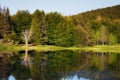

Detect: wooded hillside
[0,5,120,46]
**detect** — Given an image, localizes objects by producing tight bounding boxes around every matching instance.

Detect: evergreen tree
[46,12,64,45]
[3,8,11,40]
[12,10,31,33]
[0,6,4,38]
[30,10,47,44]
[0,7,11,40]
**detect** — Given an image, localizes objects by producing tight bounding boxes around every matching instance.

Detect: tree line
[0,5,120,47]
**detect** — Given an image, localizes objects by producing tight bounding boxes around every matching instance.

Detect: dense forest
[0,5,120,47]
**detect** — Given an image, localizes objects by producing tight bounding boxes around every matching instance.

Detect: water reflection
[21,49,33,67]
[0,52,11,80]
[0,50,120,80]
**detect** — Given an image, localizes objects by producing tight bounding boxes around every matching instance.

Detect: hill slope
[71,5,120,44]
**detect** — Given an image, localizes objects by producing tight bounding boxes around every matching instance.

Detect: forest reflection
[0,50,120,80]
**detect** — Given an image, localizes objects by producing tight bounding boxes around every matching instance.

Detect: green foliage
[0,5,120,47]
[108,33,117,45]
[46,13,75,46]
[0,7,11,40]
[30,10,47,44]
[12,10,31,33]
[72,5,120,45]
[10,10,32,43]
[46,12,64,45]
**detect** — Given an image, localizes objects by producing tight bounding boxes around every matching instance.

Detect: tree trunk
[25,36,28,47]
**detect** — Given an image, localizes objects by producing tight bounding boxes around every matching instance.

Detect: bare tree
[22,29,31,47]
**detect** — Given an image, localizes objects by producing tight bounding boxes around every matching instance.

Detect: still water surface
[0,50,120,80]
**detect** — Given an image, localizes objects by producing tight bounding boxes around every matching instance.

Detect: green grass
[66,45,120,52]
[92,45,120,52]
[26,45,65,51]
[1,45,65,52]
[0,45,120,53]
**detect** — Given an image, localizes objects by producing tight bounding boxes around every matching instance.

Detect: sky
[0,0,120,15]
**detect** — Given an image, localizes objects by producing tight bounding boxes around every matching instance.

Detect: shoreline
[0,45,120,53]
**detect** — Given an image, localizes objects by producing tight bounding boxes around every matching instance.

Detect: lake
[0,50,120,80]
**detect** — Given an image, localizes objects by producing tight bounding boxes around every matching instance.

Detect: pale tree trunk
[22,48,33,67]
[22,29,30,47]
[25,36,28,47]
[24,48,28,61]
[22,49,29,67]
[21,29,33,67]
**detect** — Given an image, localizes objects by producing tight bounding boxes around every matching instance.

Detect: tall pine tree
[0,7,11,40]
[30,10,47,44]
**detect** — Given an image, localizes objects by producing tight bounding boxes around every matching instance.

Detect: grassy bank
[66,45,120,52]
[0,45,120,52]
[2,45,65,52]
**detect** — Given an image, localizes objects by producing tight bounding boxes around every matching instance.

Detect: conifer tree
[3,8,11,39]
[30,10,47,44]
[0,7,11,40]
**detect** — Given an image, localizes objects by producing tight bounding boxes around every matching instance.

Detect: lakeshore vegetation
[0,5,120,51]
[0,45,120,52]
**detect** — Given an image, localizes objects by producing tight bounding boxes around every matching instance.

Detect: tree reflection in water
[0,52,11,80]
[0,50,120,80]
[21,49,33,67]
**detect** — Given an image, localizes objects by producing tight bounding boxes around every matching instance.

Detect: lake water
[0,50,120,80]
